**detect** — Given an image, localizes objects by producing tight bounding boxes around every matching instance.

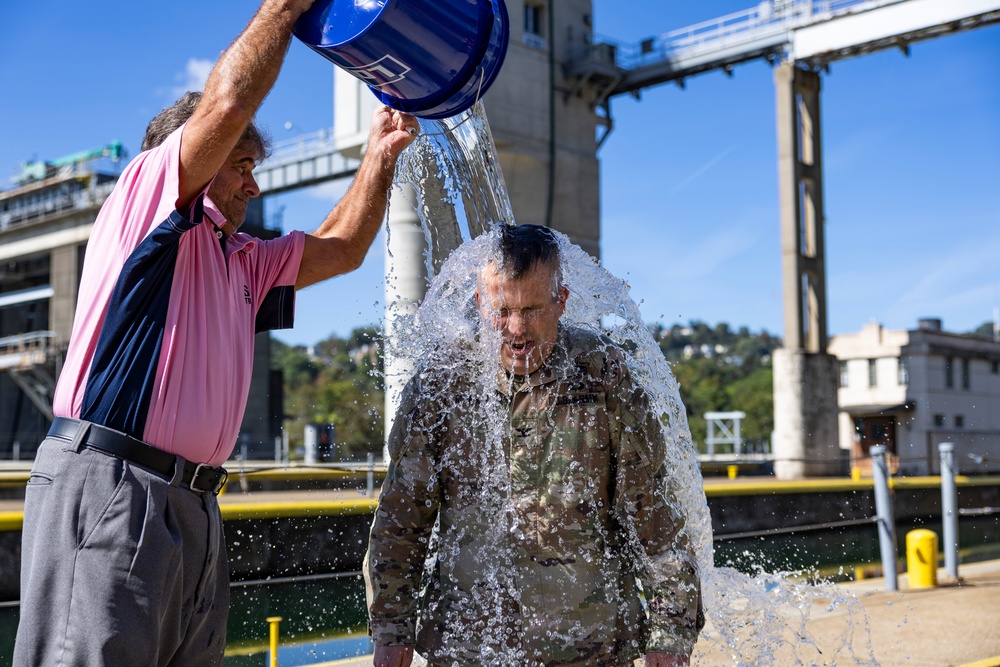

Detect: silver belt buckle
[189,463,228,494]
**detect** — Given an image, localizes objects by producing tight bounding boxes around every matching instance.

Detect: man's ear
[555,286,569,316]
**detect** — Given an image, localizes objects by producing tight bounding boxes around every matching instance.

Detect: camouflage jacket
[367,327,703,666]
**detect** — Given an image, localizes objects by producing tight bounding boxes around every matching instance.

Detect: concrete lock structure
[906,528,938,588]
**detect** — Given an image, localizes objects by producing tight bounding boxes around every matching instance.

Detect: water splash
[392,104,514,274]
[387,103,878,666]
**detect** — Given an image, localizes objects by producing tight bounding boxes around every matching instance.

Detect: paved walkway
[692,559,1000,666]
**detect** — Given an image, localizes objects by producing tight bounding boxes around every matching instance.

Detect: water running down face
[476,261,568,376]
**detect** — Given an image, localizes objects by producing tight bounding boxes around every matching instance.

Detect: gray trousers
[14,431,229,666]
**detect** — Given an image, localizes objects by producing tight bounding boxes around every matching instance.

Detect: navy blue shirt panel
[80,202,202,439]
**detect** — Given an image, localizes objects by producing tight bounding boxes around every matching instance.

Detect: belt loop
[70,420,92,453]
[169,455,186,487]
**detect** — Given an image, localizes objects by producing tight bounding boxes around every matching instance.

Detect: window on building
[961,358,970,390]
[945,357,954,389]
[933,414,946,428]
[523,3,546,49]
[839,360,849,387]
[524,4,541,34]
[868,359,877,387]
[897,357,909,385]
[955,415,965,429]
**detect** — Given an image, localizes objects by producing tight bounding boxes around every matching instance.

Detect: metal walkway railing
[640,0,900,69]
[565,0,1000,97]
[255,128,360,196]
[0,331,55,371]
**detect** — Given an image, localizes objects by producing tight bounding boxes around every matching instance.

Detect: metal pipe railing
[714,515,877,541]
[871,445,898,591]
[940,442,959,580]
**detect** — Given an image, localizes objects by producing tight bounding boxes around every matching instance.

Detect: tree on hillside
[274,320,779,459]
[970,321,998,341]
[657,321,780,451]
[726,367,774,443]
[273,327,386,460]
[671,358,733,450]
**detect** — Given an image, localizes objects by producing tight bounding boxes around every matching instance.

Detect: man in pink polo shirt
[13,1,418,664]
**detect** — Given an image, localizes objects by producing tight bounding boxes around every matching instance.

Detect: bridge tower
[771,63,842,479]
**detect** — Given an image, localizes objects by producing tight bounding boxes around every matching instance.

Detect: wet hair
[140,91,270,161]
[498,224,563,289]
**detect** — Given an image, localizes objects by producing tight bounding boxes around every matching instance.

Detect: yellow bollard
[266,616,282,667]
[727,465,738,480]
[851,466,861,481]
[905,529,938,588]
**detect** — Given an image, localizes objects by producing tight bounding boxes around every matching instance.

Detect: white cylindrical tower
[382,184,427,461]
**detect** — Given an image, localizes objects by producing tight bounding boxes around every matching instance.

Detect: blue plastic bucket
[294,0,510,120]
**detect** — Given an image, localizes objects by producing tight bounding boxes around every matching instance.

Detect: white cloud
[171,58,214,98]
[668,143,738,196]
[829,228,1000,334]
[891,234,1000,307]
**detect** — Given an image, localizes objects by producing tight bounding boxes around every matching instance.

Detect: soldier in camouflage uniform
[367,225,703,667]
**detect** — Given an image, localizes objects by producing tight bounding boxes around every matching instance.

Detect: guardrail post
[939,442,959,580]
[267,616,282,667]
[871,445,898,591]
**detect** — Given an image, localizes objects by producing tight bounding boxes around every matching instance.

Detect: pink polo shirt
[53,124,305,466]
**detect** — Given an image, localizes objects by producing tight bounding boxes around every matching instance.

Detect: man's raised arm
[295,106,419,289]
[178,0,315,212]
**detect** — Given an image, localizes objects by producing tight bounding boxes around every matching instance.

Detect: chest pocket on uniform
[550,390,609,455]
[543,390,612,540]
[508,413,543,491]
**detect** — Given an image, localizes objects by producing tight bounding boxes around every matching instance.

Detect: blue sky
[2,2,998,347]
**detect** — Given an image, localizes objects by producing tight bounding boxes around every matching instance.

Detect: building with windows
[828,318,1000,476]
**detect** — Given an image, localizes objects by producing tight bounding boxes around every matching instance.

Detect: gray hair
[140,91,270,161]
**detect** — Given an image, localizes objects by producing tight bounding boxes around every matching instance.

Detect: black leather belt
[48,417,228,495]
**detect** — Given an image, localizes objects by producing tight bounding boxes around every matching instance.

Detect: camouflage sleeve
[366,376,442,647]
[610,363,704,657]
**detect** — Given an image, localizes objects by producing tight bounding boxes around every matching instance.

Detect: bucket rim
[292,0,392,49]
[375,0,510,119]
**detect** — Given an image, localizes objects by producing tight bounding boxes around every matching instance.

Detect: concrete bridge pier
[772,63,842,479]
